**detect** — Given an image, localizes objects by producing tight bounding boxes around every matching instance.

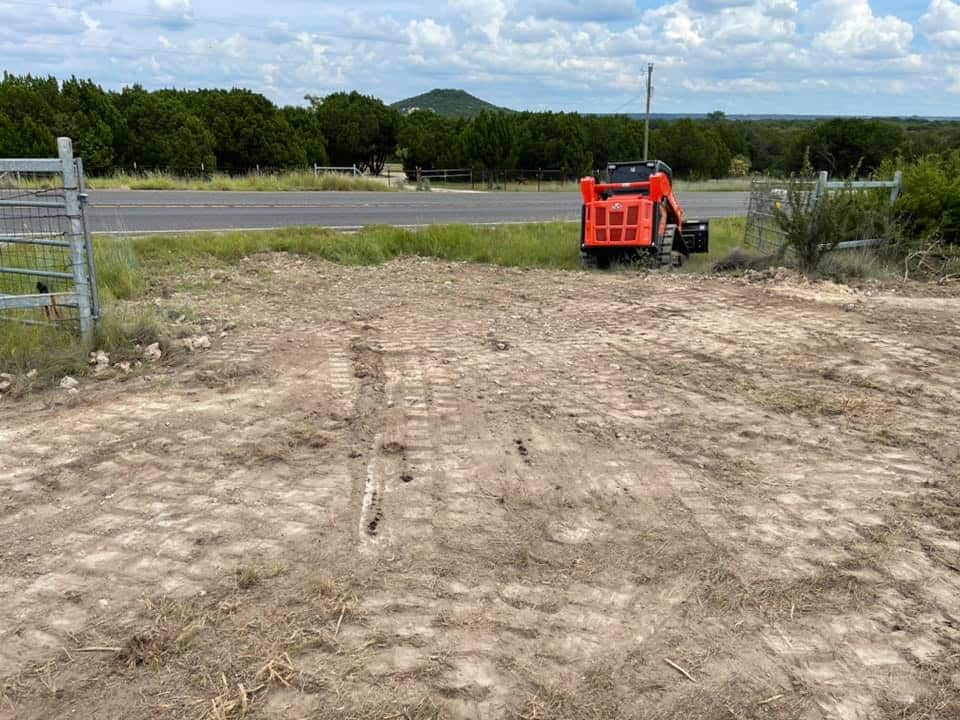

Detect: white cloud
[811,0,914,59]
[148,0,194,30]
[920,0,960,50]
[682,77,779,92]
[0,2,95,35]
[407,18,454,48]
[659,7,703,47]
[448,0,509,40]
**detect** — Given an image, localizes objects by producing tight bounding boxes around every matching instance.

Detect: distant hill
[391,89,513,118]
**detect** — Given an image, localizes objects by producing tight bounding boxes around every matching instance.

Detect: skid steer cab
[579,160,709,269]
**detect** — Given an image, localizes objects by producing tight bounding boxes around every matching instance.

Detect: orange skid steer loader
[579,160,709,268]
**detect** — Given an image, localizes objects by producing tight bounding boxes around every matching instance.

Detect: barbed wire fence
[0,138,99,342]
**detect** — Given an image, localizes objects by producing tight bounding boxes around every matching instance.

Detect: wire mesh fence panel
[743,177,815,254]
[0,138,98,341]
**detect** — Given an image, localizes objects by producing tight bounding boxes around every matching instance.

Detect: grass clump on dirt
[0,322,89,388]
[0,306,164,391]
[87,170,398,192]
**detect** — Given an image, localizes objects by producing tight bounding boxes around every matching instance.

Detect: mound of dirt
[712,248,779,273]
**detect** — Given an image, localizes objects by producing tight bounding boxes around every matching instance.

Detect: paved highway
[85,190,750,233]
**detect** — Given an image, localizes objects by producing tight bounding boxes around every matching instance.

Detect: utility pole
[643,63,654,160]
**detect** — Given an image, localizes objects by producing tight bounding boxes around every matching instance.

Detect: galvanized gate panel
[744,171,903,255]
[0,138,99,341]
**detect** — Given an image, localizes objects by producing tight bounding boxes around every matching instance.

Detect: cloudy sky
[1,0,959,115]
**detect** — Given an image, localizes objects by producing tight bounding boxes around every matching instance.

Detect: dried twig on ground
[664,658,696,683]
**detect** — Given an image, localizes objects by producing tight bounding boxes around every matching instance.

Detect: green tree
[180,89,306,171]
[57,77,125,173]
[652,119,728,178]
[462,111,518,177]
[119,91,215,172]
[310,92,400,174]
[516,112,593,177]
[585,115,644,170]
[397,110,463,173]
[281,106,329,166]
[787,119,905,176]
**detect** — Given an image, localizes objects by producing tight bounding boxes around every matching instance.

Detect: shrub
[771,179,850,273]
[772,177,903,275]
[894,152,960,245]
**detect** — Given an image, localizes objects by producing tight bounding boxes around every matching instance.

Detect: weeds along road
[85,189,749,233]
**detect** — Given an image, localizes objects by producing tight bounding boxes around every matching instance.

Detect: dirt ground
[1,256,959,720]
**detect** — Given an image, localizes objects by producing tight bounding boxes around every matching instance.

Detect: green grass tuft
[94,237,147,300]
[0,322,89,385]
[128,222,584,272]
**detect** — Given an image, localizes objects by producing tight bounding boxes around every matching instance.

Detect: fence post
[813,171,828,210]
[538,168,542,192]
[59,137,94,344]
[891,170,903,203]
[75,157,100,323]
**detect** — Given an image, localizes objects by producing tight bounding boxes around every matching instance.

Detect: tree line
[3,73,960,179]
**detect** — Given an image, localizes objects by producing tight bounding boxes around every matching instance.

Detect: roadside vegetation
[87,171,398,192]
[420,177,753,193]
[0,219,747,384]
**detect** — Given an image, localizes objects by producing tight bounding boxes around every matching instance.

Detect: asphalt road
[85,189,750,233]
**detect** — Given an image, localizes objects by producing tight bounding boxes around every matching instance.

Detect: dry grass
[87,170,401,192]
[230,424,333,464]
[739,382,877,418]
[234,565,261,590]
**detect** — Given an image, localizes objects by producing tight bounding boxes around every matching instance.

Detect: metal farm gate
[744,170,903,254]
[0,137,99,341]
